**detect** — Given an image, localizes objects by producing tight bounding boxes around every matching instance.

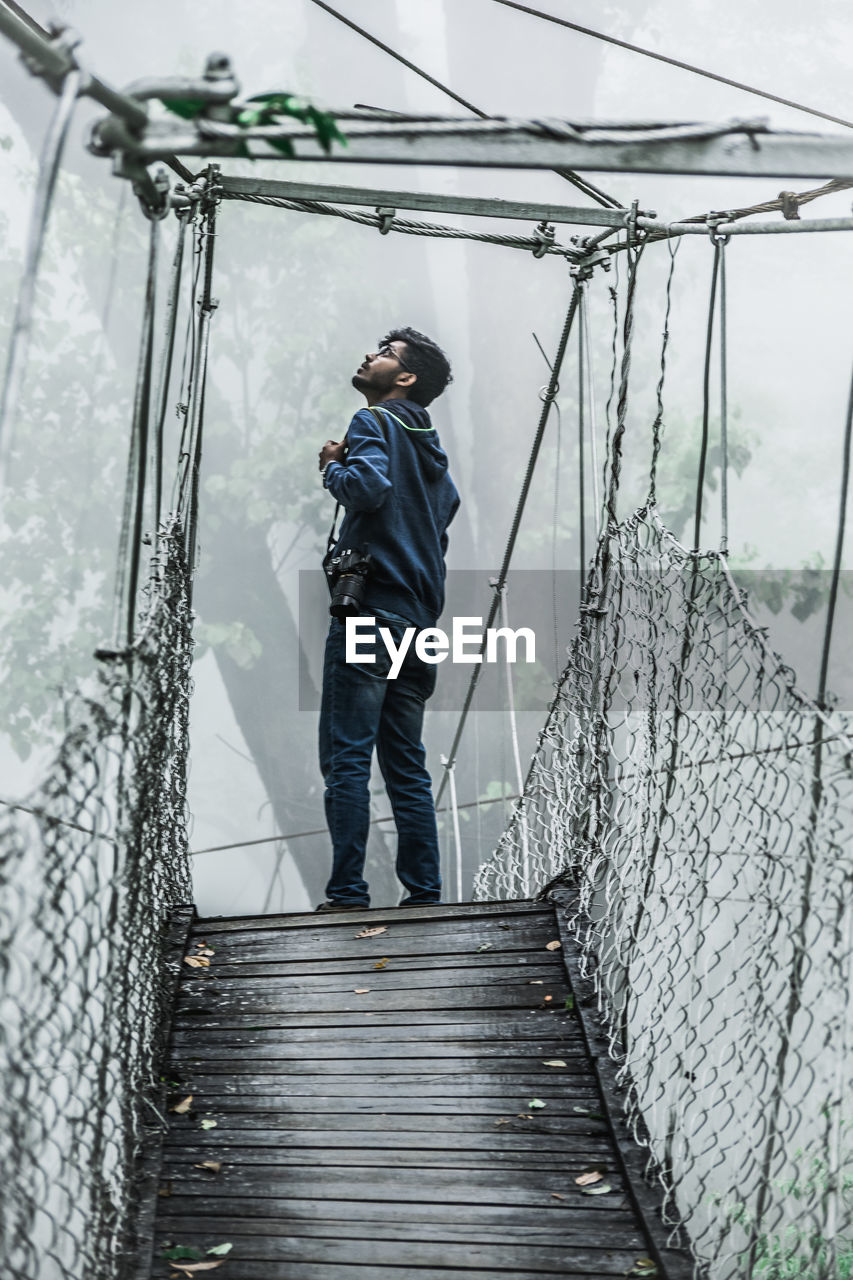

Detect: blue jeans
[319,608,441,906]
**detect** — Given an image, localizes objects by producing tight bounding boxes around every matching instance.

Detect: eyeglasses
[377,342,413,373]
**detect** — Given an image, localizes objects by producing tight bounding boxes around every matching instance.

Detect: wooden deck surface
[148,900,681,1278]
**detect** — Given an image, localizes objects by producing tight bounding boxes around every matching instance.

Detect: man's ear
[395,370,416,392]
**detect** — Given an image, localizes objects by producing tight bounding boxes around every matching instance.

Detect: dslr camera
[323,547,373,619]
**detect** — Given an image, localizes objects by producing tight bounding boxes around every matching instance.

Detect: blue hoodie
[323,399,460,629]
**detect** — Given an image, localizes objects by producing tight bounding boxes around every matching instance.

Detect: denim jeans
[318,608,441,906]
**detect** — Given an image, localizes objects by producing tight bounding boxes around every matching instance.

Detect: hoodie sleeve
[324,410,392,512]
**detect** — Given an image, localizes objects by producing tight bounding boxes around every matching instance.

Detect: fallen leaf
[494,1117,510,1126]
[170,1095,193,1114]
[631,1260,657,1272]
[543,1060,567,1068]
[373,958,389,969]
[528,1098,546,1109]
[545,940,562,951]
[551,1192,566,1200]
[355,926,387,938]
[476,942,493,952]
[581,1181,613,1196]
[162,1247,204,1262]
[193,1161,222,1173]
[195,947,215,958]
[206,1243,233,1256]
[565,995,575,1011]
[354,988,370,994]
[516,1113,533,1120]
[199,1118,217,1130]
[528,979,544,985]
[183,956,210,968]
[170,1264,224,1275]
[575,1170,604,1186]
[544,995,553,1002]
[158,1182,173,1197]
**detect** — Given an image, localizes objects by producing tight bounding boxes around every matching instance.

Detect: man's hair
[382,326,452,407]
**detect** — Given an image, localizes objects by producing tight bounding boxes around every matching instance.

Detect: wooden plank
[170,1022,578,1046]
[180,926,562,965]
[194,950,566,979]
[156,1163,628,1209]
[164,1093,600,1116]
[163,1111,609,1137]
[154,1192,617,1230]
[162,1124,606,1151]
[171,1052,590,1075]
[172,1069,591,1094]
[155,1212,643,1247]
[175,982,571,1017]
[149,1229,642,1274]
[169,1035,585,1059]
[149,1260,631,1280]
[162,1143,613,1170]
[171,1007,576,1032]
[193,900,548,933]
[177,964,565,997]
[191,958,565,984]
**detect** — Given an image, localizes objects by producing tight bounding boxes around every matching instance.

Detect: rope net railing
[474,507,853,1278]
[0,517,194,1279]
[0,62,215,1270]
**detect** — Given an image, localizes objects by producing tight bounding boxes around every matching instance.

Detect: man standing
[316,327,459,911]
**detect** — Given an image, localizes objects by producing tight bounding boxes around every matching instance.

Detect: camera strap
[323,409,391,566]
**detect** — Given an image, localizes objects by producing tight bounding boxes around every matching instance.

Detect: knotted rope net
[476,508,852,1278]
[0,517,194,1279]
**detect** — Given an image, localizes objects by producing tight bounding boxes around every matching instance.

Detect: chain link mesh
[0,517,193,1280]
[475,507,853,1279]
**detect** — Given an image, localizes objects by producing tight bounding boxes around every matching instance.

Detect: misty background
[1,0,851,917]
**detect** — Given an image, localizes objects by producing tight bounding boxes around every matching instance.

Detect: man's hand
[319,440,346,470]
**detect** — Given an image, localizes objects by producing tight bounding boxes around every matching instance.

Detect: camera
[324,547,373,619]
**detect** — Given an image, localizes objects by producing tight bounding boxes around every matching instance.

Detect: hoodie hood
[370,400,450,479]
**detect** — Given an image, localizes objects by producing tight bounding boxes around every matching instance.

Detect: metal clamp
[778,191,801,221]
[18,21,82,83]
[532,220,555,258]
[706,211,734,244]
[375,206,396,234]
[112,154,171,219]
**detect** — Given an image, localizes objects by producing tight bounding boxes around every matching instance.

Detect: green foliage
[159,91,347,157]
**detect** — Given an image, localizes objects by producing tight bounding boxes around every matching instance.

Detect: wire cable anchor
[375,206,396,234]
[532,220,555,258]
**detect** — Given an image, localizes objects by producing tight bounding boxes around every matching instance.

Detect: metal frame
[220,175,630,228]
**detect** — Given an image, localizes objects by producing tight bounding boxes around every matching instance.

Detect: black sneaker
[315,900,369,913]
[398,897,441,907]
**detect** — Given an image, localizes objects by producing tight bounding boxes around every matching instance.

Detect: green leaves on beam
[159,91,347,156]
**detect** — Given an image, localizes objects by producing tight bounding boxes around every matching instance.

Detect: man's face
[352,340,412,396]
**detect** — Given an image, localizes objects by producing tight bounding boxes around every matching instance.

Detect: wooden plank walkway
[147,900,686,1279]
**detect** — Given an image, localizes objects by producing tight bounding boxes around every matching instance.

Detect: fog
[1,0,851,917]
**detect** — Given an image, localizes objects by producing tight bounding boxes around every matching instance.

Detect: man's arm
[319,410,392,512]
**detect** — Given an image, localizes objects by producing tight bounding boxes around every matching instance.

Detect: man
[316,326,459,911]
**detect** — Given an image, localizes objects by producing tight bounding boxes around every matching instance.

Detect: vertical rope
[816,323,853,710]
[578,297,586,586]
[112,219,160,649]
[647,235,680,507]
[182,197,219,593]
[152,211,190,549]
[719,238,729,554]
[581,279,601,533]
[692,240,722,553]
[499,585,531,894]
[0,66,81,486]
[605,243,644,528]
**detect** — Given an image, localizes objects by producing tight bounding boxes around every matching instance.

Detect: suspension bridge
[0,3,851,1279]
